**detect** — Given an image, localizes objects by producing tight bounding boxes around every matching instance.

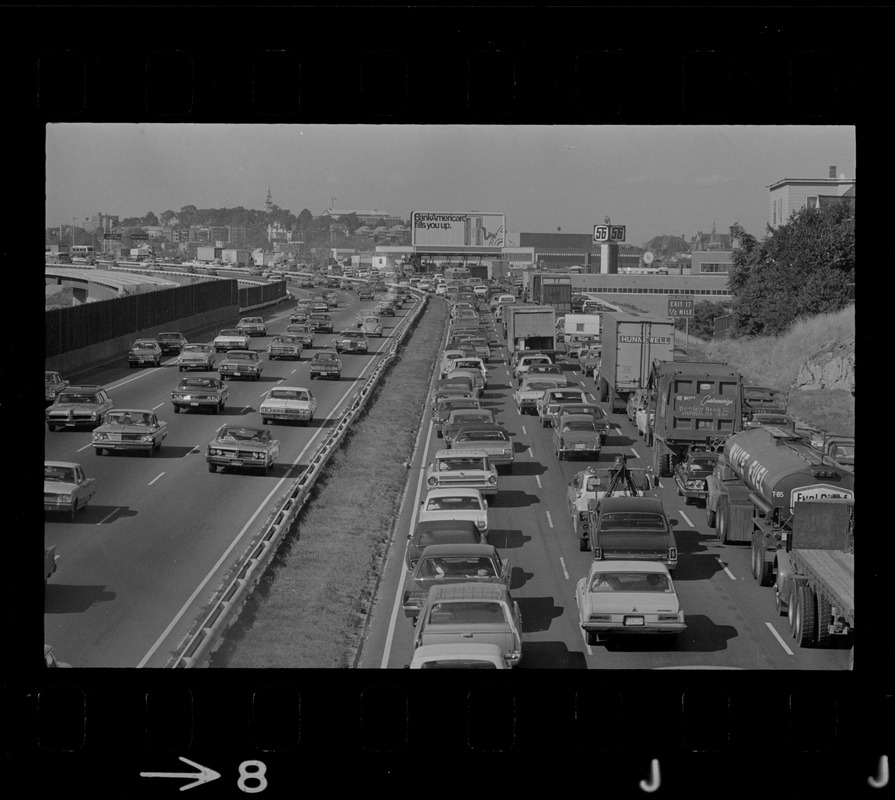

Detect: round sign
[643,252,654,265]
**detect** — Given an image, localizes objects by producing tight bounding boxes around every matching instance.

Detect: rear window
[417,557,498,579]
[427,602,508,625]
[424,496,482,511]
[600,512,667,530]
[457,430,508,442]
[438,457,488,471]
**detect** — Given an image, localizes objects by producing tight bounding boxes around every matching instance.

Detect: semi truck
[646,360,744,477]
[598,313,675,414]
[504,305,556,360]
[774,499,854,650]
[530,274,572,315]
[705,426,855,590]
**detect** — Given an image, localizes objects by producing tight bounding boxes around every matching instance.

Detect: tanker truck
[705,426,854,593]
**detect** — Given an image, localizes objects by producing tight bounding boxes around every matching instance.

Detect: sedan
[45,371,69,405]
[155,331,188,354]
[44,461,97,520]
[417,487,489,540]
[214,328,251,352]
[171,376,229,414]
[219,350,263,380]
[92,409,168,456]
[206,426,280,474]
[237,316,267,337]
[127,339,162,368]
[177,343,216,372]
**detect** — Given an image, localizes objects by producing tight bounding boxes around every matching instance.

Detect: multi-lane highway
[44,284,414,667]
[360,308,852,670]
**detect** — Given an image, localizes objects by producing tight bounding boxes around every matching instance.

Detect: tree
[160,210,177,225]
[673,300,731,339]
[727,204,854,337]
[144,211,159,226]
[296,208,314,231]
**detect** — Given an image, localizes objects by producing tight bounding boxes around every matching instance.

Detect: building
[768,165,855,227]
[324,208,404,227]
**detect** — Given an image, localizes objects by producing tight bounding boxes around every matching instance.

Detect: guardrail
[167,291,429,667]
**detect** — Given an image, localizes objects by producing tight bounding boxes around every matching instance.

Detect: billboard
[411,212,506,251]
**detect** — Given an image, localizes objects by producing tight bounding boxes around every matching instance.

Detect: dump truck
[705,426,855,590]
[646,360,744,477]
[774,499,853,651]
[504,305,556,360]
[598,313,675,414]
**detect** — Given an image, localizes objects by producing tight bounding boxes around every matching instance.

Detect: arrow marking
[140,756,221,791]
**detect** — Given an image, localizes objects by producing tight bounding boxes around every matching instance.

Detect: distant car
[513,377,565,415]
[433,398,482,438]
[46,385,113,431]
[514,354,553,382]
[567,464,655,545]
[290,308,310,324]
[308,313,334,333]
[744,413,795,431]
[92,408,168,456]
[309,350,342,380]
[402,544,510,619]
[742,385,788,416]
[536,388,588,428]
[555,403,610,444]
[448,357,488,388]
[128,339,162,368]
[521,364,567,388]
[361,316,383,337]
[417,487,490,541]
[589,496,678,570]
[339,280,352,290]
[206,425,280,474]
[553,414,601,460]
[260,386,317,426]
[673,450,719,506]
[451,424,514,472]
[237,317,267,337]
[267,334,304,361]
[439,349,468,378]
[425,449,499,497]
[44,461,97,519]
[219,349,263,381]
[334,329,369,354]
[285,323,316,348]
[171,376,229,414]
[442,409,496,446]
[176,343,216,371]
[155,331,188,354]
[579,346,602,375]
[214,328,251,352]
[358,287,375,300]
[44,371,69,405]
[576,560,685,645]
[413,583,523,667]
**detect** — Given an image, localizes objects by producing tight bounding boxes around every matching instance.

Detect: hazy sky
[45,124,855,245]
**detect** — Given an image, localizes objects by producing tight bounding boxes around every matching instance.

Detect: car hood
[94,423,154,434]
[581,591,680,615]
[47,402,100,413]
[179,351,211,359]
[44,479,80,494]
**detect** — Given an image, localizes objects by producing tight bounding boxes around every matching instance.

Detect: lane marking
[678,510,695,527]
[148,472,165,486]
[152,402,164,410]
[630,448,641,459]
[521,425,527,435]
[588,393,596,401]
[546,511,554,528]
[716,557,737,580]
[535,474,542,489]
[559,557,569,579]
[765,622,795,655]
[77,441,93,452]
[97,508,119,525]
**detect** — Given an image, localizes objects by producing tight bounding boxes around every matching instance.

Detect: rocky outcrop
[794,335,855,393]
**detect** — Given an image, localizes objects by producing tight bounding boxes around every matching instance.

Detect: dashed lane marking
[717,558,737,580]
[546,511,554,528]
[559,557,569,579]
[679,510,695,527]
[148,472,165,486]
[765,622,795,656]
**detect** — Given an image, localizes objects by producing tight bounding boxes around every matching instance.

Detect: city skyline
[46,124,855,246]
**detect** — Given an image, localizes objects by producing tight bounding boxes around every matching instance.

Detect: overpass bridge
[45,266,182,302]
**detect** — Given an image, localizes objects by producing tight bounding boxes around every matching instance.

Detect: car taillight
[593,547,602,559]
[668,547,677,561]
[658,615,680,622]
[476,520,486,530]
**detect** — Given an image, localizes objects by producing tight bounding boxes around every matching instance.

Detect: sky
[45,124,856,246]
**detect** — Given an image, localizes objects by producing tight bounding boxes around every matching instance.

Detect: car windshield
[57,393,99,404]
[274,336,299,344]
[242,318,261,324]
[157,334,180,341]
[418,557,498,579]
[219,330,241,336]
[689,458,716,473]
[550,392,584,402]
[132,343,155,350]
[427,602,507,625]
[106,411,153,426]
[424,496,482,511]
[270,389,309,401]
[457,430,508,442]
[44,465,76,482]
[45,372,61,382]
[523,382,557,392]
[181,345,206,353]
[219,428,266,443]
[341,332,363,339]
[227,352,257,361]
[316,353,337,361]
[589,572,670,592]
[451,413,492,425]
[600,512,667,530]
[181,379,217,389]
[563,421,595,432]
[438,457,487,471]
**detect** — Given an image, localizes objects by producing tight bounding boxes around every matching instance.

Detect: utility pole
[71,217,77,248]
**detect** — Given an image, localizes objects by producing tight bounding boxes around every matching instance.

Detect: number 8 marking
[237,760,267,793]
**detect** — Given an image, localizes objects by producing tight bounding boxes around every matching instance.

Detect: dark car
[672,451,719,505]
[587,496,678,570]
[155,331,188,354]
[405,518,483,572]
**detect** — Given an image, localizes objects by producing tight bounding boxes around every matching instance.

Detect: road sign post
[667,296,694,359]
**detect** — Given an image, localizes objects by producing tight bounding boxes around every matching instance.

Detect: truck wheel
[815,594,833,647]
[47,424,57,432]
[585,629,599,646]
[660,454,672,478]
[791,583,817,647]
[717,499,729,544]
[706,504,716,528]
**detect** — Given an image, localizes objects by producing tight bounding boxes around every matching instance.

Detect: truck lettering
[674,394,736,419]
[619,336,672,344]
[792,485,855,505]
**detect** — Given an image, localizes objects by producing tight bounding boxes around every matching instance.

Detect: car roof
[598,496,667,512]
[45,460,82,469]
[426,582,508,602]
[269,385,311,393]
[557,414,596,424]
[424,487,485,498]
[59,385,103,392]
[434,448,490,458]
[453,423,508,433]
[417,543,496,557]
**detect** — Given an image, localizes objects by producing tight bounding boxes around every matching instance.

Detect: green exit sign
[668,297,694,317]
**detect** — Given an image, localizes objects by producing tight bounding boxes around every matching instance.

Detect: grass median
[210,297,449,668]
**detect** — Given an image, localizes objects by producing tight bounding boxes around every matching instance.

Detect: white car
[513,377,565,415]
[259,386,317,426]
[472,284,489,298]
[439,349,468,378]
[408,643,508,669]
[435,285,447,297]
[214,328,251,352]
[418,487,489,537]
[448,357,488,388]
[514,354,553,382]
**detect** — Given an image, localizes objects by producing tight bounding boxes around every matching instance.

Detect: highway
[359,309,853,670]
[44,284,414,667]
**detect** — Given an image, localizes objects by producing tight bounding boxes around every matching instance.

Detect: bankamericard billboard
[411,212,506,251]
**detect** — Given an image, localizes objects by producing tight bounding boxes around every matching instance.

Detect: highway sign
[667,297,694,317]
[103,233,123,239]
[593,224,626,243]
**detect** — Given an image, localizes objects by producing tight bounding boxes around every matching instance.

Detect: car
[448,357,487,388]
[567,463,656,545]
[206,426,280,474]
[444,341,478,359]
[513,377,565,415]
[425,449,499,497]
[514,354,553,382]
[219,349,263,380]
[433,397,482,438]
[445,367,484,399]
[744,412,796,431]
[555,403,610,444]
[626,389,650,423]
[358,287,375,300]
[742,385,788,416]
[308,313,334,333]
[439,349,469,378]
[407,642,508,668]
[339,280,352,290]
[91,408,168,456]
[334,329,369,354]
[214,328,251,352]
[176,343,217,371]
[430,388,477,415]
[46,385,113,431]
[462,337,492,362]
[128,338,162,368]
[289,308,310,324]
[565,336,600,360]
[523,364,567,387]
[672,450,719,505]
[44,371,69,405]
[442,408,496,446]
[171,376,229,414]
[588,496,678,571]
[155,331,188,354]
[576,561,685,645]
[413,583,523,667]
[553,413,601,460]
[451,424,514,473]
[311,302,330,314]
[260,386,317,425]
[237,317,267,336]
[435,285,447,297]
[402,544,510,619]
[285,323,316,348]
[309,349,342,380]
[361,316,383,337]
[267,335,304,361]
[375,302,396,316]
[579,346,602,376]
[416,487,489,541]
[44,461,97,520]
[536,388,588,428]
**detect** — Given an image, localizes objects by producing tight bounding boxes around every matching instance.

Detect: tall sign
[593,224,626,243]
[411,211,506,252]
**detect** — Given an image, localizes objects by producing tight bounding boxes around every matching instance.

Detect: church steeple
[265,185,274,213]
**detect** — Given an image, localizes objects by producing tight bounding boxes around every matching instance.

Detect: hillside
[687,305,855,437]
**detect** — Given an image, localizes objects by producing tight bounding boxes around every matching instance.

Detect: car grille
[214,447,263,459]
[48,410,96,421]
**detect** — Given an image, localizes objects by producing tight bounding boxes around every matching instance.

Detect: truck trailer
[598,313,675,414]
[504,305,556,360]
[646,360,744,477]
[705,426,855,589]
